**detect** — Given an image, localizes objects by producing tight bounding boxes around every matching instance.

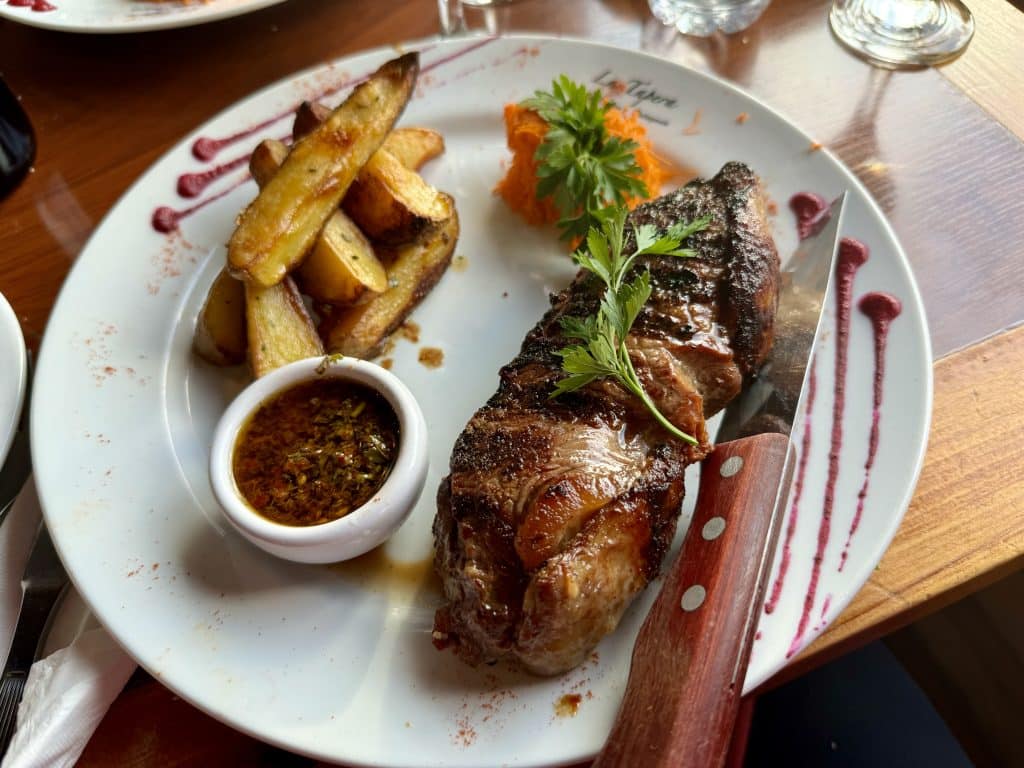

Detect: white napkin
[0,480,137,768]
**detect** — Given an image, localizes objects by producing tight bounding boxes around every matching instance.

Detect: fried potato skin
[228,53,418,287]
[193,268,247,366]
[249,139,388,306]
[246,276,324,378]
[381,127,445,170]
[248,138,288,188]
[294,102,444,171]
[292,101,332,142]
[293,101,448,245]
[342,149,452,245]
[321,201,459,358]
[297,212,388,305]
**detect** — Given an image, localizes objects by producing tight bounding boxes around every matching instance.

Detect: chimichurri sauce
[233,379,399,526]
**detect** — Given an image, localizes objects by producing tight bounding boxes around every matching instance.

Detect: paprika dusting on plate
[232,379,399,526]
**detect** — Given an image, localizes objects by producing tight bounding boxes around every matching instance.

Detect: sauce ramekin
[209,356,428,564]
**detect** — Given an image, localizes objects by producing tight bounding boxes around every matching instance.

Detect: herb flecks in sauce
[233,379,399,526]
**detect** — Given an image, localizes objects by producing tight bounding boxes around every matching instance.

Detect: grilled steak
[432,162,780,675]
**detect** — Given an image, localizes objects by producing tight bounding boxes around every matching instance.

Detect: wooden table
[1,0,1022,763]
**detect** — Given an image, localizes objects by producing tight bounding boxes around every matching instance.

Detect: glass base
[649,0,771,37]
[829,0,974,68]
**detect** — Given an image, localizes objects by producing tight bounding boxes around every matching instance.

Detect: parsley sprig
[522,76,648,242]
[552,207,711,446]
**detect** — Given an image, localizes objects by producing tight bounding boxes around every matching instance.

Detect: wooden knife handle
[593,432,791,768]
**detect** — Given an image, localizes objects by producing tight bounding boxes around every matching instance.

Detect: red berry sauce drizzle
[150,37,499,234]
[765,192,901,656]
[763,193,834,617]
[176,152,257,199]
[6,0,56,12]
[764,361,816,615]
[789,191,831,240]
[152,180,249,234]
[838,291,902,572]
[787,226,869,658]
[815,593,832,632]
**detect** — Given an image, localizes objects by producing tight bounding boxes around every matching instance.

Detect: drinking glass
[829,0,974,67]
[648,0,771,37]
[438,0,521,36]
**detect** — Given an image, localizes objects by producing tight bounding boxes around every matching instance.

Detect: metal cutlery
[595,194,847,768]
[0,521,69,757]
[0,349,71,756]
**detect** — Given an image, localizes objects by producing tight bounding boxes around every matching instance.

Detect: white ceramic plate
[32,37,931,767]
[0,0,287,34]
[0,293,26,469]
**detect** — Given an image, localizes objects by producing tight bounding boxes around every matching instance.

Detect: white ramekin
[209,356,428,564]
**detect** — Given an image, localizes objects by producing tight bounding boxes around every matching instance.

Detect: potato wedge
[248,138,288,187]
[292,101,331,142]
[293,101,447,244]
[321,201,459,358]
[381,127,445,170]
[294,102,444,171]
[246,276,324,378]
[343,149,452,245]
[228,53,418,287]
[297,212,387,305]
[250,138,388,305]
[193,268,247,365]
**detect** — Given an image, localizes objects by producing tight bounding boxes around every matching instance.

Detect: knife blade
[594,194,847,768]
[0,521,69,757]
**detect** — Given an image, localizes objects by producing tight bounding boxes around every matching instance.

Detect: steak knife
[594,194,847,768]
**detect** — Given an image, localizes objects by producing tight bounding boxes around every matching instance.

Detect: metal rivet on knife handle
[680,585,706,612]
[701,516,726,541]
[719,456,744,477]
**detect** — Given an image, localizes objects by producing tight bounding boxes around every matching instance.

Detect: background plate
[31,36,931,768]
[0,293,26,469]
[0,0,288,34]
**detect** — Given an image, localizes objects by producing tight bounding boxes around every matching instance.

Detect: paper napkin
[0,480,136,768]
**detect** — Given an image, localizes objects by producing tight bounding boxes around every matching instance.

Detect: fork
[0,522,69,757]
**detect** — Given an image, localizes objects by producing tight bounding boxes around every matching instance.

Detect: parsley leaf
[522,76,648,242]
[552,206,711,445]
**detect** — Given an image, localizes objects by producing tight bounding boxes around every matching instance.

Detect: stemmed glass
[829,0,974,67]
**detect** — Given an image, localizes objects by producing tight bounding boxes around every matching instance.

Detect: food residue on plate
[398,320,420,344]
[418,347,444,368]
[736,112,749,124]
[451,254,468,272]
[554,693,582,717]
[379,358,393,370]
[233,379,399,526]
[328,544,436,594]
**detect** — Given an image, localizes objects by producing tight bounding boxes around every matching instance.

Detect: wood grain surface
[942,0,1024,139]
[0,0,1021,764]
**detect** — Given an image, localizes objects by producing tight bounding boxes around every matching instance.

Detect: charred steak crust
[432,162,780,674]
